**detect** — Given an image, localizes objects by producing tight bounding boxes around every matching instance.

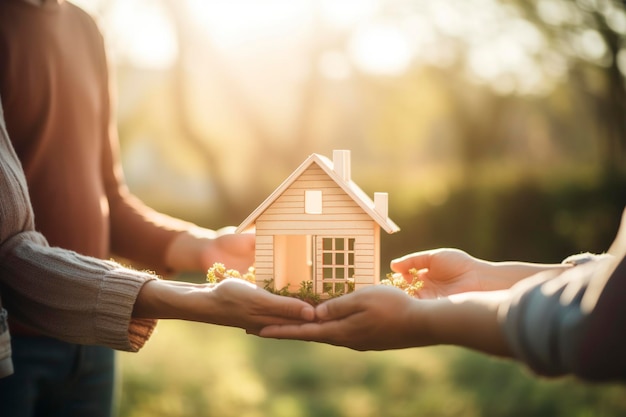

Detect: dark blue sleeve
[500,255,626,381]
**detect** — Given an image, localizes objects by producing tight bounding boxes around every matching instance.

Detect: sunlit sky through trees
[69,0,626,223]
[73,0,626,94]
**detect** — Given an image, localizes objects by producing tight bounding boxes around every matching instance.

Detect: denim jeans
[0,336,115,417]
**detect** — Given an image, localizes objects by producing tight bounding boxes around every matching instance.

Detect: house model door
[273,234,312,291]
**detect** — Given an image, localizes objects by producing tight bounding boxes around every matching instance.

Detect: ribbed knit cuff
[96,267,159,352]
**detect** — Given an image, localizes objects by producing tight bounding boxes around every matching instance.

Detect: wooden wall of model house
[253,162,380,289]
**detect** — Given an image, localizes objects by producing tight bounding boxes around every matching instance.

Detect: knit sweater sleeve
[0,99,157,353]
[0,233,157,351]
[498,254,626,381]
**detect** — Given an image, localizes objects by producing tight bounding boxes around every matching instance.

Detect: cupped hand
[259,285,428,351]
[390,248,485,299]
[203,278,315,333]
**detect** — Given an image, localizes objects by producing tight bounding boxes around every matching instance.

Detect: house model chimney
[374,192,388,219]
[333,150,351,182]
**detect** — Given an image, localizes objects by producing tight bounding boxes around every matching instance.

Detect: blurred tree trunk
[162,0,239,220]
[593,12,626,170]
[162,0,328,220]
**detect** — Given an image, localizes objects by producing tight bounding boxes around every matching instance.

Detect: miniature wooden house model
[236,150,399,296]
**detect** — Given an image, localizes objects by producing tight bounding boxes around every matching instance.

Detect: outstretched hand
[134,278,315,334]
[166,226,255,273]
[258,283,512,355]
[390,248,485,298]
[258,285,428,351]
[206,278,316,331]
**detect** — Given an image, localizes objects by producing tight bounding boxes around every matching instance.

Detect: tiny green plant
[206,263,424,305]
[261,279,322,306]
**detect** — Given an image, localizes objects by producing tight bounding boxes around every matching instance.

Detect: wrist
[425,291,512,356]
[166,229,215,272]
[133,279,209,320]
[480,260,569,291]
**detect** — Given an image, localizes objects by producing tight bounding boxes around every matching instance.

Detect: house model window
[321,237,355,294]
[305,190,322,214]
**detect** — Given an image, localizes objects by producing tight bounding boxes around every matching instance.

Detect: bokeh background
[73,0,626,416]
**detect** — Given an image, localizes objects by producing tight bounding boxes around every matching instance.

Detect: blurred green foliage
[119,170,626,417]
[383,169,626,266]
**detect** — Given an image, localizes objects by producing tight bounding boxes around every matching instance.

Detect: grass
[117,320,626,417]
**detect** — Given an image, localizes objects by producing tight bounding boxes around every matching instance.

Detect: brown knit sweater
[0,0,193,272]
[0,102,158,378]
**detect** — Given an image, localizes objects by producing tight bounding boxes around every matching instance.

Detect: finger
[259,322,333,341]
[249,315,317,328]
[245,316,324,335]
[259,291,316,321]
[390,251,433,273]
[215,225,237,235]
[315,291,362,321]
[216,279,315,322]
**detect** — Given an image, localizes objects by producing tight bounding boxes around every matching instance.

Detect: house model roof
[236,151,400,234]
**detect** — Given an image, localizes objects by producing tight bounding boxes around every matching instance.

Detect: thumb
[267,293,316,321]
[390,251,432,274]
[315,292,359,321]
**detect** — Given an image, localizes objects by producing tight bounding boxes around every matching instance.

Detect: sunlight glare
[465,11,550,95]
[185,0,312,50]
[576,29,608,62]
[68,0,102,15]
[106,0,177,69]
[320,0,380,29]
[319,50,352,80]
[537,0,573,26]
[348,22,412,76]
[430,1,465,37]
[606,7,626,35]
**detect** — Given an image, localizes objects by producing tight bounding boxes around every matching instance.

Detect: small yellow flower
[207,263,256,284]
[380,270,424,296]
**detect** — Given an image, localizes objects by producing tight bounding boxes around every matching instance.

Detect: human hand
[390,249,485,299]
[259,285,428,351]
[166,226,255,273]
[259,284,512,356]
[199,226,255,273]
[134,278,315,333]
[203,278,314,332]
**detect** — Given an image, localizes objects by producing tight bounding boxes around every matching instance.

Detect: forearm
[133,278,316,331]
[478,260,570,291]
[132,279,213,321]
[423,290,513,356]
[108,193,195,273]
[165,228,215,272]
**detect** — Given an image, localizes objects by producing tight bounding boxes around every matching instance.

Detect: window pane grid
[321,237,355,295]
